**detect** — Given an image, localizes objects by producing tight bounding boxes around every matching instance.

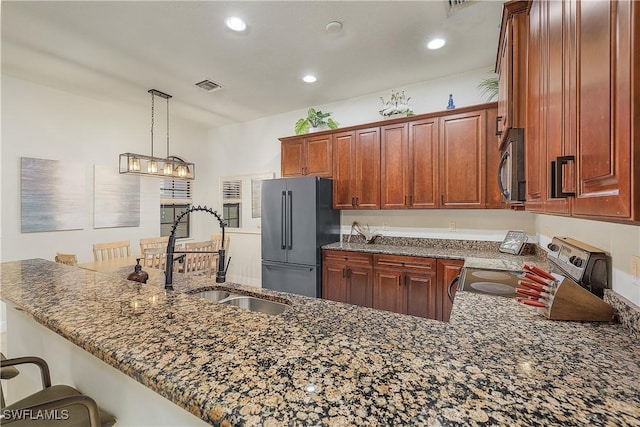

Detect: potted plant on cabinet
[295,108,338,135]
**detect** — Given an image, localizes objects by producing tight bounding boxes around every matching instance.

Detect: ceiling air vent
[195,79,222,92]
[448,0,476,15]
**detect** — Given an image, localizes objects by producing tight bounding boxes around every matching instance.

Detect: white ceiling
[1,1,504,128]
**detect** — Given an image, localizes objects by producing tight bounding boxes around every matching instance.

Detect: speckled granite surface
[2,259,639,426]
[323,241,552,272]
[605,290,640,338]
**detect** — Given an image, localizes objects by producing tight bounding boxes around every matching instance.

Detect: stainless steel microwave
[498,128,525,202]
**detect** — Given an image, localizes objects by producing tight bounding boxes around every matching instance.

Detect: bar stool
[0,354,116,427]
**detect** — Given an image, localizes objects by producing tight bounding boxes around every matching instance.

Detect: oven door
[498,128,526,202]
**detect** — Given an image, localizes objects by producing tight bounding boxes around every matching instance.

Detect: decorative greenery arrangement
[295,108,338,135]
[478,76,499,102]
[379,90,414,117]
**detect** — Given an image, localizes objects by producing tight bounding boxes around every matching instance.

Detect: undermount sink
[188,290,231,302]
[219,295,289,315]
[188,290,289,315]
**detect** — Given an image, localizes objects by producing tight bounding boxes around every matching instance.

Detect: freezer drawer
[262,261,320,298]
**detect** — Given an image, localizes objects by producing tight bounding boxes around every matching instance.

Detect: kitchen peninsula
[1,259,639,426]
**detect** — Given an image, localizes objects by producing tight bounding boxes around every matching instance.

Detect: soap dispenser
[127,258,149,284]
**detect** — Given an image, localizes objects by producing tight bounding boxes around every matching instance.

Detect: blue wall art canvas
[21,157,85,232]
[94,164,140,228]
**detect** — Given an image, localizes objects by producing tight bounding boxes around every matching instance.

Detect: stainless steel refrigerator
[261,177,340,297]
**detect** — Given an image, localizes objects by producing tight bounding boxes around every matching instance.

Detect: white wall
[0,75,213,265]
[535,214,640,306]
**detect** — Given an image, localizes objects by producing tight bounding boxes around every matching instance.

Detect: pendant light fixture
[119,89,195,180]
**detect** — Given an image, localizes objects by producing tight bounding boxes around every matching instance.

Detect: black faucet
[164,205,229,291]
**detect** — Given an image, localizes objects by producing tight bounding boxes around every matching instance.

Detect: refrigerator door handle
[287,190,293,250]
[263,261,314,272]
[281,191,287,249]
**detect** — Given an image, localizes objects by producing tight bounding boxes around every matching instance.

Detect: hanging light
[119,89,195,180]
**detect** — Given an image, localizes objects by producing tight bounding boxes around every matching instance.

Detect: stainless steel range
[455,236,610,300]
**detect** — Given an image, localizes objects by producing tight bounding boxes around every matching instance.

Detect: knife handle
[524,272,554,288]
[518,279,544,293]
[517,298,548,308]
[516,288,541,298]
[523,264,556,281]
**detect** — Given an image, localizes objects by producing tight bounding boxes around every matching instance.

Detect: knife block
[539,277,614,322]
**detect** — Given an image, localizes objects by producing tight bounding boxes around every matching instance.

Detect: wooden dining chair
[183,241,216,277]
[210,234,230,251]
[92,240,131,261]
[142,247,167,270]
[55,252,78,266]
[139,236,169,255]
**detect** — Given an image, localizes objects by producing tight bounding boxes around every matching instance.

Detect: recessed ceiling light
[225,16,246,32]
[326,21,343,34]
[427,38,446,50]
[303,75,317,83]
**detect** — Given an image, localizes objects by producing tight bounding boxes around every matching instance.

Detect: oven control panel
[546,236,605,283]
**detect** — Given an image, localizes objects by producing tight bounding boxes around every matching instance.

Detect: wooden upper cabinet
[381,123,410,209]
[333,128,380,209]
[496,0,529,147]
[409,118,440,209]
[281,138,304,177]
[280,134,332,178]
[568,0,636,221]
[439,110,487,208]
[525,0,544,211]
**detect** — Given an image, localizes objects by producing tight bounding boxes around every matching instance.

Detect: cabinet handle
[351,196,356,207]
[440,194,444,206]
[342,268,346,278]
[495,116,503,136]
[409,195,413,206]
[551,156,576,198]
[346,268,352,279]
[498,150,510,199]
[355,196,359,206]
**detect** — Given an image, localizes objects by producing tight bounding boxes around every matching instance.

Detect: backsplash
[341,235,539,256]
[604,290,640,338]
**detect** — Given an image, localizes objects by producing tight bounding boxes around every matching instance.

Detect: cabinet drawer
[323,250,373,266]
[373,254,435,272]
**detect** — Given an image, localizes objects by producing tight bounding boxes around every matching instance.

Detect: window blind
[161,179,192,204]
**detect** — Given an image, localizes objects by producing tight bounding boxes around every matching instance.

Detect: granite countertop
[1,259,639,426]
[322,241,554,272]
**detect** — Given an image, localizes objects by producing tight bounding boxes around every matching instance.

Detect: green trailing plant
[478,76,499,102]
[295,108,338,135]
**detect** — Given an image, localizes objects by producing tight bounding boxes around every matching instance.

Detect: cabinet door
[497,20,510,140]
[281,138,304,177]
[485,107,505,209]
[525,0,544,211]
[348,266,373,308]
[437,259,464,322]
[373,269,404,314]
[569,0,634,220]
[381,123,409,209]
[543,0,572,215]
[354,127,381,209]
[322,262,348,303]
[333,131,356,209]
[409,118,439,209]
[439,110,487,208]
[405,271,436,319]
[305,134,333,178]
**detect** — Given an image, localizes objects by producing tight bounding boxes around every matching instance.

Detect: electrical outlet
[448,222,456,232]
[631,255,640,278]
[382,223,388,231]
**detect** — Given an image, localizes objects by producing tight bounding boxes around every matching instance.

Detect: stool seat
[1,355,116,427]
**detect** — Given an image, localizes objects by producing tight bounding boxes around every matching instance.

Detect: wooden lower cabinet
[323,250,464,321]
[437,258,464,322]
[322,250,373,307]
[372,254,439,320]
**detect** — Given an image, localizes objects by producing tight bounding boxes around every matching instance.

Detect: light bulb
[148,160,158,173]
[163,163,173,175]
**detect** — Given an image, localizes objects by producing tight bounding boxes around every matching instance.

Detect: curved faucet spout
[164,205,228,290]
